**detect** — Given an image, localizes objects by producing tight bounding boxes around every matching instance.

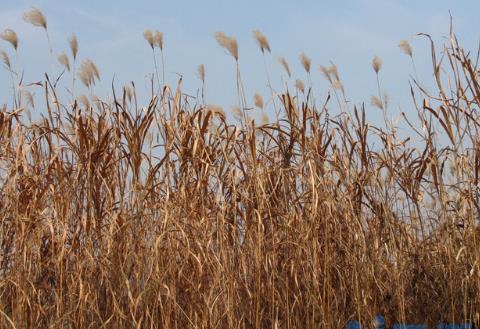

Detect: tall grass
[0,10,480,328]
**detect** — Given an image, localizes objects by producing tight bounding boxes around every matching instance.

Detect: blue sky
[1,0,479,121]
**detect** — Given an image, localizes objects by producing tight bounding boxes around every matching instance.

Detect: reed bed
[0,10,480,329]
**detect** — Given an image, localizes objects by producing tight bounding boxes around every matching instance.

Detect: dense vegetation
[1,9,479,329]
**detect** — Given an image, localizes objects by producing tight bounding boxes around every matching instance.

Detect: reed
[0,10,479,329]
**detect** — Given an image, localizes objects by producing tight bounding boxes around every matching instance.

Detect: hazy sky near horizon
[1,0,480,121]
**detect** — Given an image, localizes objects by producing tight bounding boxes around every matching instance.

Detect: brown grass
[0,15,480,329]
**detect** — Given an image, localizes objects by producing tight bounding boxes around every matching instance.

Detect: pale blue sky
[1,0,479,120]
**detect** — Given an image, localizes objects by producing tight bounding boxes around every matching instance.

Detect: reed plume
[253,29,276,112]
[300,52,311,74]
[77,58,100,88]
[1,29,18,51]
[399,39,418,81]
[252,29,271,54]
[399,40,413,57]
[23,8,47,29]
[278,56,291,78]
[0,49,11,69]
[144,29,154,49]
[154,30,164,50]
[372,55,382,73]
[57,52,70,71]
[197,64,205,83]
[69,34,78,60]
[319,65,332,83]
[214,31,238,61]
[23,8,52,54]
[371,95,383,109]
[295,79,305,93]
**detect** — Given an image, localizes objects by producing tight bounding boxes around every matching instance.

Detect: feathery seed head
[197,64,205,82]
[214,32,238,61]
[1,29,18,51]
[295,79,305,93]
[371,95,383,109]
[399,40,413,57]
[57,52,70,71]
[328,64,339,80]
[319,65,332,82]
[300,53,311,74]
[23,8,47,30]
[372,55,382,74]
[143,29,154,49]
[332,79,343,91]
[278,57,291,78]
[68,34,78,60]
[154,30,163,50]
[252,29,271,54]
[0,50,11,69]
[77,59,100,88]
[254,93,264,110]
